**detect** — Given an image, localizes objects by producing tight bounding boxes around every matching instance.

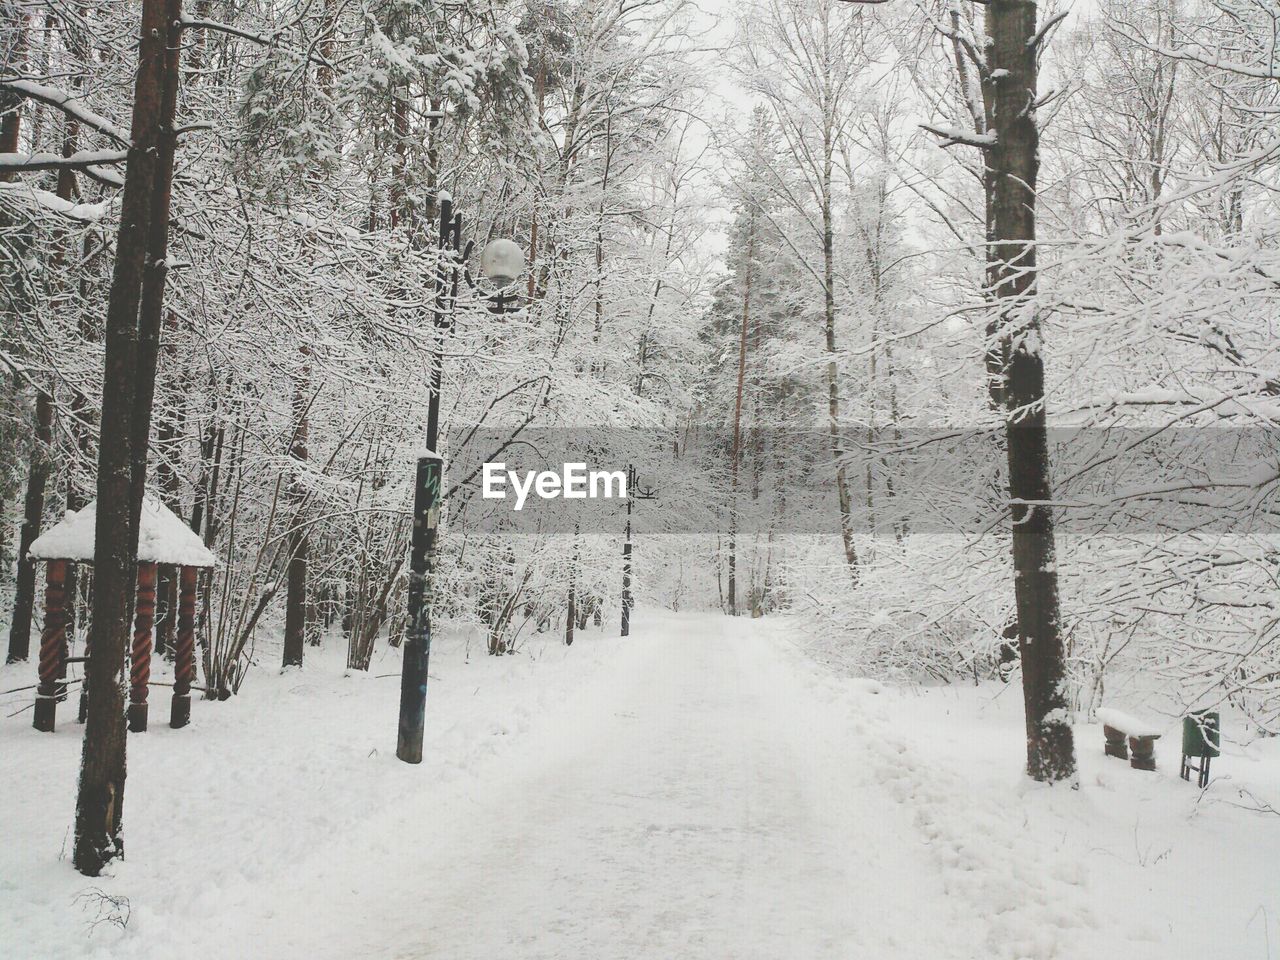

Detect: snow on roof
[30,496,217,567]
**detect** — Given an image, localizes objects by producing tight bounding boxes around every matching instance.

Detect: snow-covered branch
[0,80,130,144]
[0,149,128,174]
[920,123,996,149]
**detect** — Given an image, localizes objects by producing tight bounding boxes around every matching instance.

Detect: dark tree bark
[74,0,182,876]
[565,571,576,646]
[282,525,308,665]
[131,0,183,660]
[984,0,1076,783]
[565,526,578,646]
[282,346,310,668]
[7,390,51,662]
[131,0,183,517]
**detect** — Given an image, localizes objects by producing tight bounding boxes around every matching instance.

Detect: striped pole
[128,562,157,732]
[32,560,68,732]
[170,565,196,728]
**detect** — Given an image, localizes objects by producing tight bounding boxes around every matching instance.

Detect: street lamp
[397,197,525,764]
[479,238,526,316]
[480,238,525,288]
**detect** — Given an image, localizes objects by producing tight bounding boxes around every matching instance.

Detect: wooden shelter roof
[29,496,217,567]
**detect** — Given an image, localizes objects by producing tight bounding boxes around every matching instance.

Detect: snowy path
[6,611,1277,960]
[233,614,971,960]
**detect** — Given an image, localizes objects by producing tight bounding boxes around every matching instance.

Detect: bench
[1096,708,1162,771]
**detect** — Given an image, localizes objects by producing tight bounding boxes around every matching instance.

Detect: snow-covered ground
[2,611,1277,959]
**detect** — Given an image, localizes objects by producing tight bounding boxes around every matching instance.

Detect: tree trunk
[565,528,577,647]
[281,478,309,670]
[130,0,182,522]
[14,20,90,662]
[728,211,757,617]
[389,93,410,230]
[130,0,182,669]
[949,1,1008,414]
[7,389,52,662]
[282,347,310,668]
[985,0,1076,783]
[68,395,91,724]
[153,311,183,657]
[592,120,613,345]
[0,7,26,169]
[74,0,177,877]
[823,144,857,581]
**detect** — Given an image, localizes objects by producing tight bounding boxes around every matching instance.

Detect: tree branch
[920,123,996,149]
[0,149,127,174]
[0,80,129,144]
[1028,12,1069,52]
[179,17,336,70]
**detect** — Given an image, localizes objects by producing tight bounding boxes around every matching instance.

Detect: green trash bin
[1181,710,1220,787]
[1182,711,1220,758]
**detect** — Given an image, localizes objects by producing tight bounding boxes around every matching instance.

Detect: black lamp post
[396,200,524,764]
[621,464,657,637]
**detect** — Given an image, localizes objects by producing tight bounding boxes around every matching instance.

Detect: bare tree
[735,0,878,581]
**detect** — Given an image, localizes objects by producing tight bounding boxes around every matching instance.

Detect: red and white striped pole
[128,562,157,732]
[32,560,68,732]
[170,565,197,728]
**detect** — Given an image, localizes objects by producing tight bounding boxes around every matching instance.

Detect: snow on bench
[1094,708,1162,738]
[1096,707,1162,771]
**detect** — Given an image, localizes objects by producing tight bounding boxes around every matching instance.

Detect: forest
[1,0,1279,956]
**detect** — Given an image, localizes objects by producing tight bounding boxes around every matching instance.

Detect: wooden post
[128,562,157,732]
[1102,724,1128,760]
[33,560,69,732]
[170,564,196,728]
[1129,736,1157,772]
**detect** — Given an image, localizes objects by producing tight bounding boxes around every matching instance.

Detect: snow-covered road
[227,613,969,959]
[5,611,1277,959]
[381,615,964,959]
